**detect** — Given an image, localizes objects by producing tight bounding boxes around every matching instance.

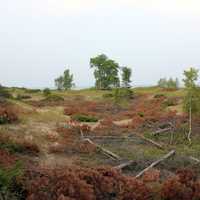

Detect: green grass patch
[72,114,98,122]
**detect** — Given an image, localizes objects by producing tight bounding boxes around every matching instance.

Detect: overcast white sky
[0,0,200,88]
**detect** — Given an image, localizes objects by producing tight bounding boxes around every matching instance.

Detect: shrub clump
[43,94,64,102]
[0,107,18,124]
[43,88,51,96]
[0,150,24,200]
[154,94,166,99]
[22,167,151,200]
[16,94,31,100]
[0,86,12,99]
[72,114,98,122]
[161,168,200,200]
[0,135,40,156]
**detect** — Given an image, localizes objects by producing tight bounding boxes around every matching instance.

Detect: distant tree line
[55,54,132,90]
[158,77,179,89]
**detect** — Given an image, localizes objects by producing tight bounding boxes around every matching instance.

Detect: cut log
[83,138,120,160]
[113,160,136,170]
[83,136,128,139]
[135,134,164,149]
[152,128,171,136]
[189,156,200,163]
[136,150,175,178]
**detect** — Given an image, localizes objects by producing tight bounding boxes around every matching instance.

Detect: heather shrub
[161,168,200,200]
[22,167,151,200]
[0,150,24,200]
[0,107,18,124]
[163,97,179,107]
[0,136,39,156]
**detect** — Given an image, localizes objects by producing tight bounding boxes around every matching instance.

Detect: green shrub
[72,114,98,122]
[0,107,18,125]
[0,136,39,155]
[43,94,64,102]
[102,93,114,98]
[0,162,23,200]
[24,89,41,93]
[138,112,144,117]
[0,86,12,99]
[154,94,166,98]
[113,88,134,104]
[43,88,51,96]
[163,98,178,107]
[16,94,31,100]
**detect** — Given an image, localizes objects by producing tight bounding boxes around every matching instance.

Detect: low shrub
[16,94,31,100]
[43,94,64,102]
[102,93,114,98]
[161,168,200,200]
[22,167,151,200]
[72,114,98,122]
[43,88,51,96]
[24,89,41,93]
[163,97,179,107]
[154,94,166,98]
[0,150,24,200]
[113,88,134,103]
[0,107,18,124]
[0,136,39,156]
[0,86,12,99]
[64,107,79,116]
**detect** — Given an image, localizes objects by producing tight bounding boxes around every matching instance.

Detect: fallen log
[135,134,164,149]
[189,156,200,163]
[83,136,128,139]
[152,128,171,136]
[113,160,136,170]
[83,138,120,160]
[135,150,175,178]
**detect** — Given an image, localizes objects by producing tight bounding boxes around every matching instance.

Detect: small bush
[64,107,79,116]
[161,168,200,200]
[0,150,24,200]
[43,94,64,102]
[0,107,18,124]
[163,97,178,107]
[0,136,39,156]
[43,88,51,96]
[114,88,134,101]
[0,86,12,99]
[72,114,98,122]
[16,94,31,100]
[24,89,41,93]
[154,94,166,98]
[102,93,114,98]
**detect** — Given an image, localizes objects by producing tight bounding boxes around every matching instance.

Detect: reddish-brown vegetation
[22,166,151,200]
[0,149,17,168]
[0,106,18,124]
[161,168,200,200]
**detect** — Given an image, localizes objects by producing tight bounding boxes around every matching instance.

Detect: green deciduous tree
[90,54,120,89]
[121,67,132,88]
[55,76,64,90]
[63,69,74,90]
[158,77,179,89]
[183,67,200,144]
[183,67,200,114]
[55,69,74,90]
